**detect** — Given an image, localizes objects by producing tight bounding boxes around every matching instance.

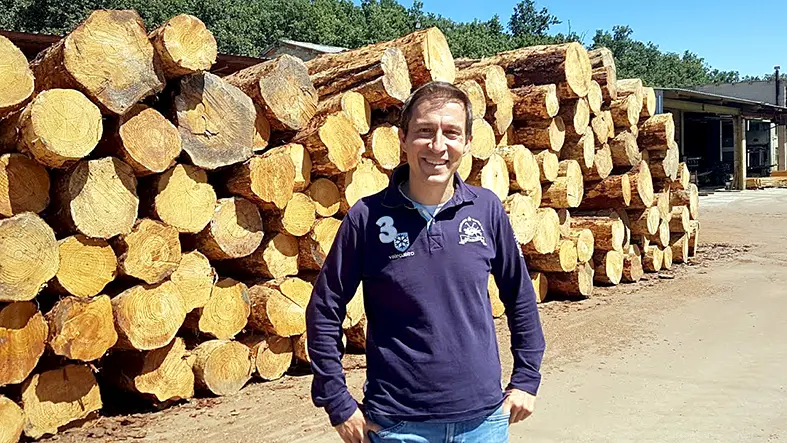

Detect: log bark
[252,104,271,153]
[170,250,216,313]
[503,193,539,245]
[638,113,675,151]
[53,157,139,238]
[560,127,595,170]
[629,206,660,236]
[643,245,663,272]
[671,184,699,220]
[191,340,253,396]
[52,235,117,299]
[29,10,164,115]
[299,217,342,271]
[0,395,23,443]
[226,146,296,211]
[174,72,255,169]
[196,197,264,260]
[241,334,293,381]
[572,211,626,252]
[671,233,689,264]
[608,131,641,168]
[21,364,102,439]
[558,98,590,137]
[363,124,402,170]
[106,104,181,176]
[0,213,59,302]
[530,272,549,303]
[0,35,34,118]
[511,84,559,120]
[521,208,560,254]
[152,164,216,234]
[456,64,513,135]
[584,143,613,181]
[588,48,617,102]
[149,14,216,79]
[568,228,595,263]
[292,112,363,175]
[627,161,655,209]
[669,206,691,233]
[621,245,644,283]
[308,178,341,217]
[187,278,249,340]
[541,160,583,208]
[46,295,117,362]
[112,281,187,351]
[339,158,390,212]
[226,55,318,131]
[467,154,510,201]
[0,302,48,386]
[248,277,313,337]
[545,261,594,298]
[0,153,49,217]
[578,173,631,210]
[610,94,640,128]
[229,233,300,279]
[512,117,565,152]
[497,145,540,192]
[587,80,603,115]
[525,239,577,272]
[534,149,560,183]
[593,250,624,285]
[113,218,181,284]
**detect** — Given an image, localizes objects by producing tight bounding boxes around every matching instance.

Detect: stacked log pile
[0,10,701,440]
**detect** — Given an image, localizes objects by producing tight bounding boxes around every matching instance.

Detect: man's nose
[429,130,448,153]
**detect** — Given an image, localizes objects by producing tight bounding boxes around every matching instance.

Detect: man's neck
[403,174,455,206]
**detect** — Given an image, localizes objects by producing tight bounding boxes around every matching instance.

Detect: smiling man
[306,82,546,443]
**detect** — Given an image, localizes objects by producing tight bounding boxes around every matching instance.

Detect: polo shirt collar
[381,163,478,209]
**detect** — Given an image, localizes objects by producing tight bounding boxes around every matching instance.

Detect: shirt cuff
[326,393,359,426]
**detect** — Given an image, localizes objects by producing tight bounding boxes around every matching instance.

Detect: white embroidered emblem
[394,232,410,252]
[458,217,487,245]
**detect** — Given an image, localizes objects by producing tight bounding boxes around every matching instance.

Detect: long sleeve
[490,203,546,396]
[306,215,364,426]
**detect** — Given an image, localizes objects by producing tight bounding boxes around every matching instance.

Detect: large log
[671,233,690,264]
[545,261,594,298]
[53,157,139,238]
[292,112,363,175]
[51,235,115,299]
[512,117,565,152]
[671,184,700,220]
[530,272,549,303]
[584,143,613,181]
[226,55,318,131]
[113,218,181,284]
[521,208,560,254]
[227,146,295,211]
[590,113,610,146]
[230,233,300,279]
[308,178,341,217]
[572,211,626,252]
[191,339,253,396]
[174,72,255,169]
[638,113,675,151]
[149,14,217,79]
[662,245,673,270]
[649,219,671,248]
[46,295,117,362]
[587,80,603,115]
[655,189,672,222]
[621,245,645,283]
[670,162,691,191]
[534,149,560,183]
[541,160,583,208]
[558,98,590,137]
[579,173,631,210]
[299,217,342,271]
[0,302,48,387]
[669,206,691,233]
[616,79,644,114]
[107,104,181,176]
[557,208,571,238]
[196,197,264,261]
[467,154,510,201]
[643,245,663,272]
[511,84,559,120]
[456,80,487,119]
[29,10,164,115]
[610,94,640,128]
[112,281,187,351]
[497,145,541,193]
[0,35,34,118]
[608,130,641,168]
[568,228,595,263]
[170,250,216,313]
[21,365,102,439]
[525,239,577,272]
[560,127,595,170]
[469,118,497,160]
[588,48,617,102]
[241,334,293,381]
[363,124,402,170]
[0,395,24,443]
[152,164,216,234]
[503,193,539,245]
[264,193,317,237]
[649,145,680,180]
[187,278,250,340]
[458,153,473,181]
[627,161,655,209]
[456,64,513,135]
[338,157,390,212]
[593,250,624,285]
[0,153,49,217]
[640,87,657,119]
[248,277,313,337]
[316,91,371,136]
[0,213,59,302]
[629,206,661,236]
[292,333,311,364]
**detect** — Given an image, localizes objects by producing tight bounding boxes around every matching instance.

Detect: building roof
[657,87,787,122]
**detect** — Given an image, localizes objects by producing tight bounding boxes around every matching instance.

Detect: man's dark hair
[399,81,473,139]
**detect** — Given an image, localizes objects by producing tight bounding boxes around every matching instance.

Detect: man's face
[400,99,471,187]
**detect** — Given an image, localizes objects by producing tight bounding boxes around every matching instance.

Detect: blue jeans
[366,405,510,443]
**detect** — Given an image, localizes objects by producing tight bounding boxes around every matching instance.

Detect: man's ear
[463,135,473,155]
[399,127,407,153]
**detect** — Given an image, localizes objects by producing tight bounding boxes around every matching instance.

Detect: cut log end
[545,261,594,298]
[0,153,50,217]
[192,278,250,340]
[308,178,341,217]
[0,213,59,302]
[0,396,24,443]
[115,218,181,284]
[364,124,402,170]
[340,158,390,212]
[112,281,187,351]
[298,218,341,271]
[248,278,312,337]
[0,35,34,118]
[114,105,181,176]
[153,164,216,234]
[0,302,48,386]
[150,14,217,78]
[196,197,264,261]
[242,335,293,381]
[470,119,497,160]
[170,250,216,313]
[467,154,510,201]
[192,340,253,396]
[46,295,117,362]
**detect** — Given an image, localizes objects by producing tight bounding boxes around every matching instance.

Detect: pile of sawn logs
[0,9,699,441]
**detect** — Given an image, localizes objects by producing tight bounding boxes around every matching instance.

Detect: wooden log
[299,217,342,271]
[560,127,595,170]
[654,189,672,222]
[53,157,139,238]
[511,84,559,120]
[503,193,539,245]
[689,220,700,257]
[671,183,700,220]
[610,94,640,128]
[458,153,473,181]
[591,113,610,146]
[584,143,613,181]
[662,245,673,270]
[568,228,595,263]
[456,80,487,119]
[627,161,655,209]
[488,275,505,317]
[671,233,689,264]
[588,48,617,102]
[534,149,559,183]
[629,207,660,236]
[0,153,49,217]
[616,79,644,114]
[669,206,691,233]
[174,72,255,169]
[467,154,510,201]
[572,211,626,252]
[196,197,264,261]
[578,173,631,210]
[525,239,577,273]
[308,178,341,217]
[104,337,194,403]
[456,64,513,135]
[264,193,317,237]
[226,55,317,131]
[21,364,101,439]
[227,146,295,211]
[343,286,365,330]
[640,87,657,119]
[521,208,560,254]
[149,14,216,79]
[112,281,187,351]
[30,10,163,115]
[649,219,671,248]
[0,302,48,387]
[587,80,603,115]
[558,98,590,137]
[670,162,691,191]
[170,250,216,313]
[106,104,181,176]
[113,218,181,284]
[46,295,117,362]
[621,245,644,283]
[0,395,24,443]
[315,91,371,138]
[545,261,594,298]
[363,124,402,170]
[616,208,632,250]
[638,113,675,151]
[191,339,253,396]
[253,105,271,152]
[541,160,583,208]
[229,233,299,279]
[281,143,310,193]
[593,250,624,285]
[643,245,663,272]
[241,334,293,381]
[339,157,390,212]
[0,213,59,302]
[649,145,680,181]
[557,208,571,238]
[0,35,34,118]
[608,130,641,168]
[292,112,363,175]
[512,117,565,152]
[468,118,497,160]
[187,278,250,340]
[248,277,312,337]
[497,145,540,192]
[152,164,216,234]
[530,272,549,303]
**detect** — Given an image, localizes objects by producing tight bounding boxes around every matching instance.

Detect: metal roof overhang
[657,87,787,124]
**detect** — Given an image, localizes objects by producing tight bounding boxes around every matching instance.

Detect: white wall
[693,80,786,106]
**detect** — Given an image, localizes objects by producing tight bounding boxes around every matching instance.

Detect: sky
[402,0,787,78]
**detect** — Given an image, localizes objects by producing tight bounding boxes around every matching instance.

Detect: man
[306,82,546,443]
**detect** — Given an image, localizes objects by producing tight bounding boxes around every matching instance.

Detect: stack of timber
[0,9,703,441]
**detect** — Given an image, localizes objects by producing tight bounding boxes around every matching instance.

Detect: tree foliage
[0,0,764,88]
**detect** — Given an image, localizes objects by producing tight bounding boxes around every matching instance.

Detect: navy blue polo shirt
[306,165,546,426]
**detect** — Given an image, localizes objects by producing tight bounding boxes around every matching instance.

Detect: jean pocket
[367,413,407,436]
[487,405,511,422]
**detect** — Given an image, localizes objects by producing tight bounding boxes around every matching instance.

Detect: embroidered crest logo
[458,217,487,246]
[394,232,410,252]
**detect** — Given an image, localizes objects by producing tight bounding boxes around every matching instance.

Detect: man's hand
[502,388,536,424]
[335,408,382,443]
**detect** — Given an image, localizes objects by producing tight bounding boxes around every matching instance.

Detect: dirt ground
[44,189,787,443]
